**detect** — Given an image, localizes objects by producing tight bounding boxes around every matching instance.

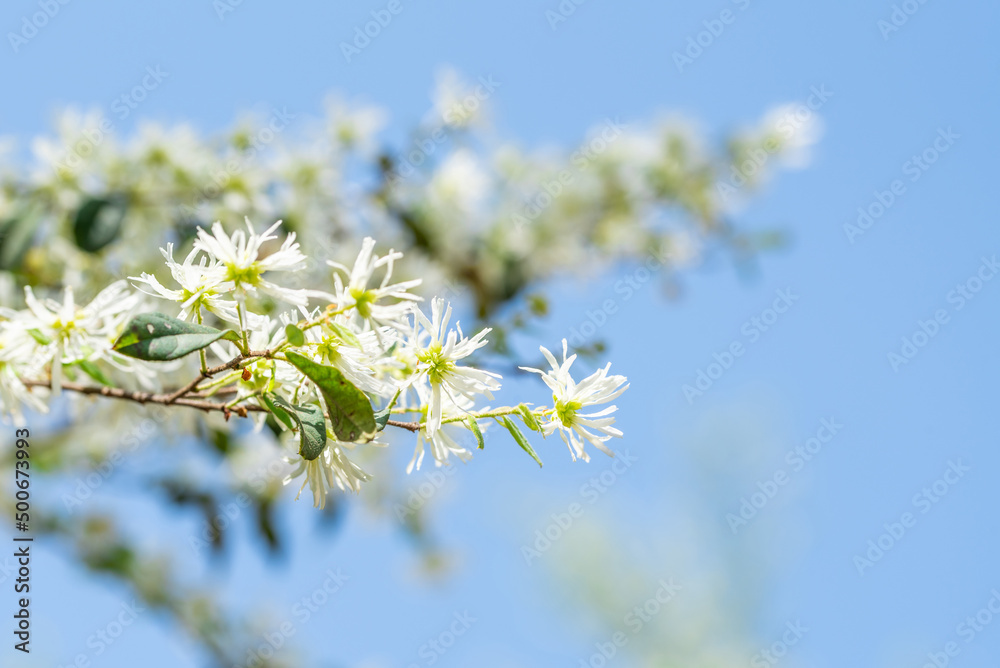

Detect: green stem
[441,406,547,425]
[195,309,208,374]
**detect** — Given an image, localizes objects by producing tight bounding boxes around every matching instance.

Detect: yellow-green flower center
[350,287,377,318]
[555,398,583,427]
[416,342,454,385]
[317,339,341,364]
[225,262,261,287]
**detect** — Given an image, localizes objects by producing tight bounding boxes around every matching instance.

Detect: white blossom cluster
[0,219,629,508]
[0,71,819,318]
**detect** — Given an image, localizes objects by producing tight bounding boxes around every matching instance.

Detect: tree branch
[22,379,264,418]
[164,349,275,404]
[386,419,421,432]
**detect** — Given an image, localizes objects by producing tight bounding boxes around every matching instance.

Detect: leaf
[0,204,42,271]
[284,351,376,442]
[284,323,305,347]
[329,322,362,349]
[265,393,328,460]
[466,416,485,450]
[517,404,542,433]
[501,416,543,467]
[113,313,233,361]
[26,328,52,346]
[261,393,295,431]
[76,359,112,386]
[373,389,401,432]
[220,330,243,344]
[73,196,128,253]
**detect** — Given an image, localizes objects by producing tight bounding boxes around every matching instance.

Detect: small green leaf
[113,313,231,361]
[285,351,376,442]
[517,404,542,433]
[76,359,112,386]
[501,416,543,467]
[329,322,362,349]
[73,196,128,253]
[466,416,485,450]
[284,323,305,347]
[0,204,43,271]
[373,389,401,432]
[266,393,327,460]
[261,392,295,431]
[26,328,52,346]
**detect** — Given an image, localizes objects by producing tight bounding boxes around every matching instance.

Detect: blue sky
[2,0,999,666]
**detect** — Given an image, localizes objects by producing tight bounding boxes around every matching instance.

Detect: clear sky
[2,0,998,666]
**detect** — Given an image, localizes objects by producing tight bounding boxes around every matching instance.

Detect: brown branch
[22,379,264,418]
[164,349,275,404]
[19,348,433,434]
[386,419,421,432]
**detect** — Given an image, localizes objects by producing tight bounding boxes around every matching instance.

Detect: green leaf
[284,351,376,442]
[113,313,232,361]
[284,323,305,347]
[329,322,362,349]
[373,389,401,432]
[261,393,295,431]
[266,393,327,460]
[26,328,52,346]
[76,359,112,386]
[517,404,542,433]
[466,416,485,450]
[0,204,42,271]
[220,330,243,344]
[501,416,543,467]
[73,196,128,253]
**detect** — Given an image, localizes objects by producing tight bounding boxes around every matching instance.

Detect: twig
[164,349,274,404]
[386,419,420,432]
[22,379,265,415]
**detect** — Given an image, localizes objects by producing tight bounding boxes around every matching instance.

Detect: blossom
[521,339,628,462]
[284,441,371,507]
[0,327,48,425]
[16,281,140,394]
[131,243,241,324]
[308,318,399,398]
[406,391,480,473]
[193,218,311,308]
[327,237,422,332]
[412,298,500,435]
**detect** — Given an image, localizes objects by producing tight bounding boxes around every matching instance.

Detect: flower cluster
[0,220,629,508]
[0,71,818,325]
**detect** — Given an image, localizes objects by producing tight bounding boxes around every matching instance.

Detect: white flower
[413,298,500,435]
[308,319,399,399]
[325,96,387,153]
[327,237,422,332]
[17,281,140,394]
[432,68,490,129]
[0,327,48,425]
[406,391,479,473]
[131,243,241,324]
[428,150,490,215]
[521,339,628,462]
[284,441,371,507]
[193,218,311,308]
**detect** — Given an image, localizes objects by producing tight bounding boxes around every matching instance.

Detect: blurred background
[1,0,998,666]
